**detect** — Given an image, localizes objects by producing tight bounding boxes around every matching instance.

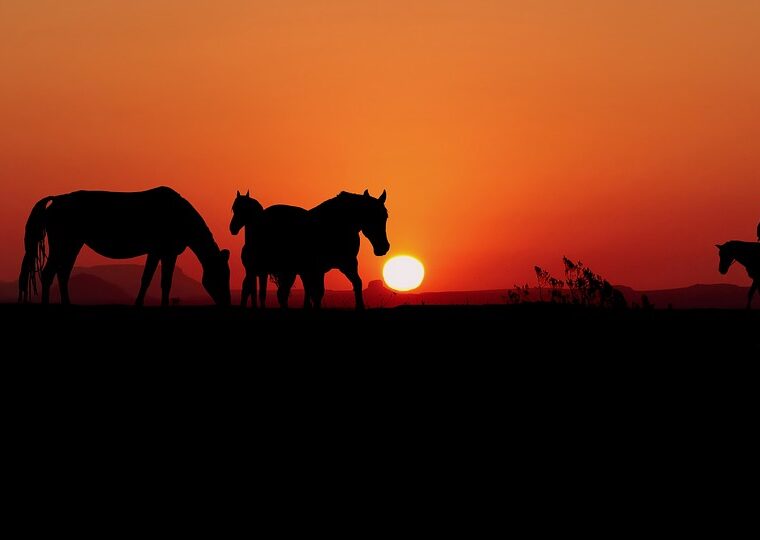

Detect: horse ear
[221,249,230,261]
[379,189,387,203]
[237,190,241,197]
[363,189,370,197]
[245,190,250,197]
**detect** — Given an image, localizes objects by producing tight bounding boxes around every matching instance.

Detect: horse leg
[241,274,252,308]
[301,272,324,309]
[136,253,159,306]
[748,280,758,309]
[18,253,32,303]
[258,273,267,309]
[311,273,325,309]
[249,270,258,309]
[339,260,364,310]
[40,256,58,305]
[160,254,177,307]
[57,243,82,305]
[301,274,311,309]
[277,272,296,309]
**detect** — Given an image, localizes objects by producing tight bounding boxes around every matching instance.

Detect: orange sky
[1,1,758,292]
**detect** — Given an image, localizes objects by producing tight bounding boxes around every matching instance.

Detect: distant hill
[0,265,753,308]
[361,281,753,310]
[615,284,752,309]
[0,264,207,305]
[48,273,133,304]
[62,264,208,304]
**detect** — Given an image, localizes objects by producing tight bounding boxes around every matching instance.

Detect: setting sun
[383,256,425,292]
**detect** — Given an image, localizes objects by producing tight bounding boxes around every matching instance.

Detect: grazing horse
[19,187,231,306]
[716,241,760,309]
[229,191,314,308]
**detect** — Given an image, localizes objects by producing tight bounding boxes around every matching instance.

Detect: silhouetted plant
[563,257,584,304]
[534,266,550,301]
[548,276,565,303]
[508,283,531,304]
[535,265,566,303]
[529,257,627,308]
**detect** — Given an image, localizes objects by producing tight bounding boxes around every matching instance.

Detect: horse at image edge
[19,187,231,306]
[716,241,760,308]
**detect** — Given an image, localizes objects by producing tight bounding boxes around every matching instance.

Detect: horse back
[44,187,200,257]
[243,205,312,273]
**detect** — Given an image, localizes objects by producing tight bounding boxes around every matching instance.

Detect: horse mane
[722,240,760,252]
[180,196,220,254]
[312,191,350,209]
[311,191,373,215]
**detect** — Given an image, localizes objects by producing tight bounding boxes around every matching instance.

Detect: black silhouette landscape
[0,263,754,309]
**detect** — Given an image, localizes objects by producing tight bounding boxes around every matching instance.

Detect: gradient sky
[1,1,758,292]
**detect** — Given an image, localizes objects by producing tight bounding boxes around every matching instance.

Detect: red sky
[1,1,758,292]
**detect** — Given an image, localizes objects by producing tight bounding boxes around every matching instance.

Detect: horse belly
[83,226,166,258]
[85,238,151,259]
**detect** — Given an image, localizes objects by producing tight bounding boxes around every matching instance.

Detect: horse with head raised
[306,189,390,309]
[716,241,760,309]
[230,190,314,308]
[19,186,231,306]
[230,189,390,310]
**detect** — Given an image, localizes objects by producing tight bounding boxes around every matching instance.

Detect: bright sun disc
[383,256,425,291]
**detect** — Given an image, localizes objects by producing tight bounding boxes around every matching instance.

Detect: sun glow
[383,256,425,292]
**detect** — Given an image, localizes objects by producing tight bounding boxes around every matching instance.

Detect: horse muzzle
[374,243,390,256]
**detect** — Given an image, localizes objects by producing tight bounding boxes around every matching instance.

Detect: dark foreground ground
[5,302,756,429]
[2,302,757,356]
[2,303,756,514]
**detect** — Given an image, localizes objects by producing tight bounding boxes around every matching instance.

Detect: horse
[305,189,390,309]
[716,241,760,309]
[19,186,231,306]
[230,189,390,310]
[229,191,314,308]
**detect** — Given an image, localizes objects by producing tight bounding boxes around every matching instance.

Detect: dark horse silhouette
[230,189,390,309]
[230,191,314,308]
[19,187,231,306]
[716,241,760,309]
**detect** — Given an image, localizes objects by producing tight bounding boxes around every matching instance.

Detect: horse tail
[18,196,55,302]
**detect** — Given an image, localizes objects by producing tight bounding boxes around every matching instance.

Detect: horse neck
[244,224,255,245]
[313,199,362,234]
[187,220,220,268]
[733,243,760,267]
[241,211,260,244]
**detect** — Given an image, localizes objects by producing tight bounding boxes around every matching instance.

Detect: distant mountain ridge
[0,264,752,308]
[1,264,206,305]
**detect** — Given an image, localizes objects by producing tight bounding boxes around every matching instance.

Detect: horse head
[230,190,263,235]
[360,189,390,256]
[716,243,734,275]
[202,248,231,305]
